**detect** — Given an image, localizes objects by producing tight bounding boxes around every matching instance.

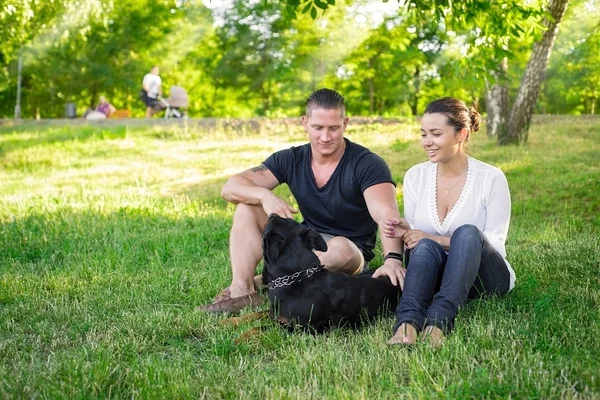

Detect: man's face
[152,67,159,75]
[302,108,348,158]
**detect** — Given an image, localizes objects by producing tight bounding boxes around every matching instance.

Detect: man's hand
[372,259,406,290]
[383,218,411,239]
[402,229,435,249]
[260,192,298,219]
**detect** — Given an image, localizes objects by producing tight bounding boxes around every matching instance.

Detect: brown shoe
[213,288,231,303]
[196,290,264,313]
[213,275,265,303]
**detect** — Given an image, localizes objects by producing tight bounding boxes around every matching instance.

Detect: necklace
[438,169,465,195]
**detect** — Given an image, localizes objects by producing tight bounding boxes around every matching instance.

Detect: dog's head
[262,214,327,281]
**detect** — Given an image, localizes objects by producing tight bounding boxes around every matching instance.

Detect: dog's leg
[219,310,270,327]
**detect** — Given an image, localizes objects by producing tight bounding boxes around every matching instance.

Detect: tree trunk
[486,57,509,138]
[263,78,271,115]
[502,0,570,145]
[411,66,420,116]
[368,77,374,115]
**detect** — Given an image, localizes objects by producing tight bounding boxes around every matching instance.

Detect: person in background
[83,95,116,120]
[95,96,116,116]
[141,65,162,118]
[385,97,515,348]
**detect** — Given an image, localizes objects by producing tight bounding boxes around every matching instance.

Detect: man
[198,88,406,313]
[142,65,162,118]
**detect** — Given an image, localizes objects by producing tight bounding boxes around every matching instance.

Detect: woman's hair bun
[469,106,481,133]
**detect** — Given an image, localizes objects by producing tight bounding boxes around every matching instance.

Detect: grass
[1,116,599,399]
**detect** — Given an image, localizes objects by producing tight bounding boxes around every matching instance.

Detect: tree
[502,0,570,144]
[283,0,573,145]
[334,15,457,116]
[542,0,600,114]
[1,0,197,118]
[0,0,67,116]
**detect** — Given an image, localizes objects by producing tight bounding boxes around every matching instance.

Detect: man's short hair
[306,88,345,116]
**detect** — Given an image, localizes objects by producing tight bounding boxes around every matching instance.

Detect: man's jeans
[393,224,510,334]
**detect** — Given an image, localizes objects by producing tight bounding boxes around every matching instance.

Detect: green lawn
[1,116,599,399]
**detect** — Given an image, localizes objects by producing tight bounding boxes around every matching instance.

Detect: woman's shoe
[387,323,418,346]
[421,325,445,348]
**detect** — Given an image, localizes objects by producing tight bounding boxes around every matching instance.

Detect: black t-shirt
[263,138,395,261]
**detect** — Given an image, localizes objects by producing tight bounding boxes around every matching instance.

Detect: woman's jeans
[393,224,510,334]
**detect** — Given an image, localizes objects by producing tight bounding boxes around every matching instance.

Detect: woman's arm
[482,171,511,256]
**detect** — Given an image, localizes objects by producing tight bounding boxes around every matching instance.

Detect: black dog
[261,214,402,333]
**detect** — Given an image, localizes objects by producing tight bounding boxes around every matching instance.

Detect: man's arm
[221,164,297,218]
[363,182,407,288]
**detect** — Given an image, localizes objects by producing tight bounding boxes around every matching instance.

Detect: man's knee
[317,237,363,274]
[232,203,268,229]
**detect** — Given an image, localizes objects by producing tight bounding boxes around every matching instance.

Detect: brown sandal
[387,323,418,346]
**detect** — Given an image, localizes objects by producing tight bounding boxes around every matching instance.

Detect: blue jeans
[393,224,510,334]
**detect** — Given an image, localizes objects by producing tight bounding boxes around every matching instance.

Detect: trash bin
[65,102,77,118]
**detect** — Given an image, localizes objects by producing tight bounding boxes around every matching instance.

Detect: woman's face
[420,112,466,163]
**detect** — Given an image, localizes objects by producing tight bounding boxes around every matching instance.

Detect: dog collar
[267,264,324,290]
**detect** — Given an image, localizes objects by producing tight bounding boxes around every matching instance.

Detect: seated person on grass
[385,97,515,348]
[84,96,117,120]
[197,88,406,313]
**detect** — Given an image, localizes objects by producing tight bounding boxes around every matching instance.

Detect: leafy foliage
[0,0,598,118]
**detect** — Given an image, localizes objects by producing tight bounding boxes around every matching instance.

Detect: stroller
[157,86,188,118]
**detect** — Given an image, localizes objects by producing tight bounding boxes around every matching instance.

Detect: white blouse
[403,156,516,290]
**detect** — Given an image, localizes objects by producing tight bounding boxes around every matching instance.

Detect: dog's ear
[300,229,328,252]
[263,231,285,264]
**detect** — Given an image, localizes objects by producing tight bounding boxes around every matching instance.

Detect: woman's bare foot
[387,323,418,346]
[421,325,445,348]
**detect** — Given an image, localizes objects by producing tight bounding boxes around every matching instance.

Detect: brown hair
[424,97,480,141]
[306,88,345,117]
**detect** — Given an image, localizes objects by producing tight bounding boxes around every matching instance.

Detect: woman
[83,96,116,120]
[95,96,116,116]
[385,97,515,347]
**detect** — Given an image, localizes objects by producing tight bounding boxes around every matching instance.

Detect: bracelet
[384,252,403,262]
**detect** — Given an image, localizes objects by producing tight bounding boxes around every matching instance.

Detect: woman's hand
[383,218,411,239]
[402,229,436,249]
